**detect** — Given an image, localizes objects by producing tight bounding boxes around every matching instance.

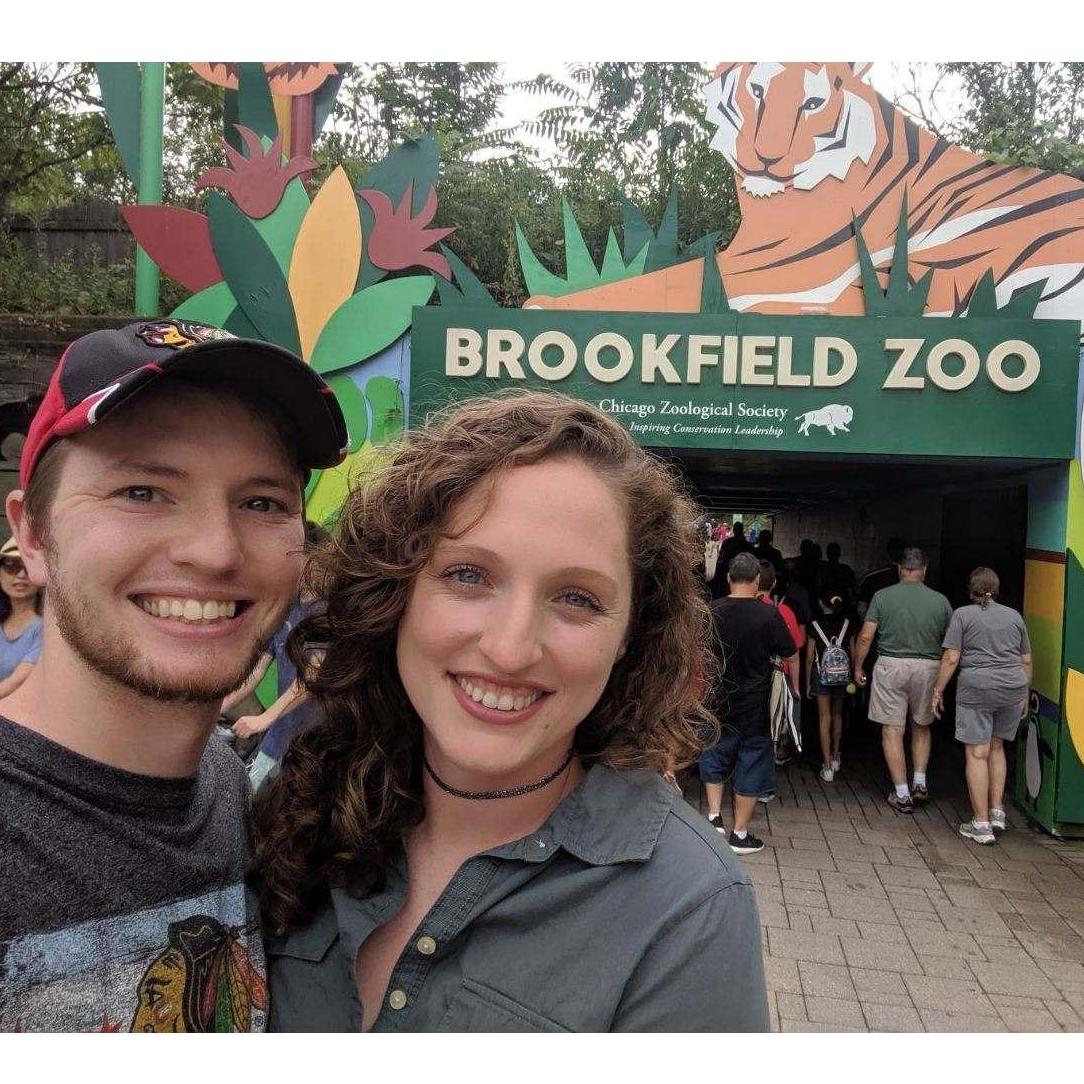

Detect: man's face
[15,387,304,703]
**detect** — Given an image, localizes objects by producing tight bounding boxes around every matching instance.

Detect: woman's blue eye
[445,565,486,586]
[561,590,602,612]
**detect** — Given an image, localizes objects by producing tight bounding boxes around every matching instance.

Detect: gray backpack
[812,619,850,685]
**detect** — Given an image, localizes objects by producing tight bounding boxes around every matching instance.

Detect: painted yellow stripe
[1024,558,1065,625]
[1026,616,1063,704]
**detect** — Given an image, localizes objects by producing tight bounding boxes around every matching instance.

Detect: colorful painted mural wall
[99,61,1084,832]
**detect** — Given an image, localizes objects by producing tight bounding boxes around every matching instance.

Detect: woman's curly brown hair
[251,390,718,933]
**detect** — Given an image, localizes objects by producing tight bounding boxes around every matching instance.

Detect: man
[0,319,347,1031]
[700,552,799,854]
[753,528,784,575]
[853,547,952,813]
[857,536,907,619]
[718,519,754,578]
[822,541,857,603]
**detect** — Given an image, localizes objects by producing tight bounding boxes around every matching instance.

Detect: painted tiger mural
[525,62,1084,321]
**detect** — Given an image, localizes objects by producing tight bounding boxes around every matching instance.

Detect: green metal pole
[134,62,165,317]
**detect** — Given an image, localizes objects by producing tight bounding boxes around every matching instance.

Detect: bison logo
[796,404,853,436]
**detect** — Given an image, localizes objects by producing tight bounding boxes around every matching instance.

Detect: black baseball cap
[21,319,348,486]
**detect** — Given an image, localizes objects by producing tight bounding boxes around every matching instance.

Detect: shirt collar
[535,763,673,866]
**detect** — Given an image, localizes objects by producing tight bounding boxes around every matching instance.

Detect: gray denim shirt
[265,765,769,1032]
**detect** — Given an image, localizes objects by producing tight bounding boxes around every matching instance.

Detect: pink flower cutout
[358,182,455,279]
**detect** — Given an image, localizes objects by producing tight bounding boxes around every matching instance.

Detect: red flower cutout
[358,182,455,279]
[196,126,316,219]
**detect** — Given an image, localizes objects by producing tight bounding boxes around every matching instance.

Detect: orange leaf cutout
[288,166,362,360]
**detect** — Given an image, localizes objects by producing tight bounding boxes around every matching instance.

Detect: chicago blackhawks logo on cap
[136,320,236,350]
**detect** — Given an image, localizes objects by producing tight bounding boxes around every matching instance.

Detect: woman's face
[396,458,633,790]
[0,556,37,605]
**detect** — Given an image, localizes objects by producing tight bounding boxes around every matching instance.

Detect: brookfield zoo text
[443,330,1043,394]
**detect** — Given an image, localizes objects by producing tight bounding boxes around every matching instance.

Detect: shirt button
[388,989,408,1011]
[416,936,437,956]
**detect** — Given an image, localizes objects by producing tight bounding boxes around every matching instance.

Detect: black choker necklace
[423,749,575,800]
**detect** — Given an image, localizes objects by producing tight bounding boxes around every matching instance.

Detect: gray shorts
[955,700,1026,745]
[869,656,940,727]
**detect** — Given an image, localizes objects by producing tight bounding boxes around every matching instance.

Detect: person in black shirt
[753,529,784,575]
[823,542,857,603]
[700,553,799,854]
[718,520,754,580]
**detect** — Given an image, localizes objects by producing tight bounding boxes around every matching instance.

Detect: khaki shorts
[869,656,940,727]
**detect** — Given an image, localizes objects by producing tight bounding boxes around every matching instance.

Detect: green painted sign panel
[410,307,1080,459]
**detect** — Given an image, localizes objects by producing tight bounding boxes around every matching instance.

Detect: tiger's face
[704,62,878,198]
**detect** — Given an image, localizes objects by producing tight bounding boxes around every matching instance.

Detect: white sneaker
[830,756,841,773]
[959,820,995,845]
[819,766,835,782]
[990,808,1007,833]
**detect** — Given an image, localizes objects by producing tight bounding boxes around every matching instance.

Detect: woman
[805,592,854,783]
[0,536,43,699]
[931,567,1031,845]
[252,391,769,1032]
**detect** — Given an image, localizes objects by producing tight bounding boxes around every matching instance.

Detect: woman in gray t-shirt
[931,568,1031,845]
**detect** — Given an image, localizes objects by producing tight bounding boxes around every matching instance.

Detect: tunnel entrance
[663,446,1054,801]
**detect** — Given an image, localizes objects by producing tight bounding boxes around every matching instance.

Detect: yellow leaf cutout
[1066,668,1084,768]
[288,166,362,360]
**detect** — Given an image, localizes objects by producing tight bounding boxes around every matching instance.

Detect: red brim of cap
[21,338,349,487]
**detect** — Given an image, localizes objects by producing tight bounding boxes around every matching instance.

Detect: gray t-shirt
[943,602,1031,704]
[0,717,266,1032]
[266,765,769,1032]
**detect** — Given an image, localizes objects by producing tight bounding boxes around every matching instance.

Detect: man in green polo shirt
[853,548,952,813]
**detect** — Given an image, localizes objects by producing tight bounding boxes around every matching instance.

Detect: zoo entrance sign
[410,307,1081,460]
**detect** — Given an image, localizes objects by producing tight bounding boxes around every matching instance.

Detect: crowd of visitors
[700,530,1032,844]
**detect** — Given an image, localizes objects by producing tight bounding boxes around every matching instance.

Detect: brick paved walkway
[682,735,1084,1032]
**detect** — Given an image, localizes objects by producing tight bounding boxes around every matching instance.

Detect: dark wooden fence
[5,200,134,265]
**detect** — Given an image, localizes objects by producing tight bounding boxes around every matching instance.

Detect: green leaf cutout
[95,63,142,187]
[854,193,932,317]
[365,376,405,445]
[967,268,1048,319]
[358,132,438,215]
[646,189,680,272]
[328,374,369,453]
[206,191,301,352]
[237,63,278,141]
[170,281,238,325]
[310,275,435,376]
[253,177,310,274]
[223,89,240,153]
[222,307,262,340]
[435,244,498,307]
[516,198,648,299]
[683,233,730,314]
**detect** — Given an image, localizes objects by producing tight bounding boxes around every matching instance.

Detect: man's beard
[47,566,289,705]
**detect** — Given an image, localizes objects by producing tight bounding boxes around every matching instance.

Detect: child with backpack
[805,592,855,782]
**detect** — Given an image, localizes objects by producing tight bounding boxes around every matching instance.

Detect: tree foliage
[0,63,117,217]
[6,60,1083,317]
[896,62,1084,178]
